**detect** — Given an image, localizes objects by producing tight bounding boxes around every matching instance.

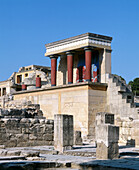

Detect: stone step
[118,86,126,92]
[63,149,96,157]
[0,156,26,160]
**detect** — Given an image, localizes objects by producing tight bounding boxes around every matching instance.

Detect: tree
[128,78,139,96]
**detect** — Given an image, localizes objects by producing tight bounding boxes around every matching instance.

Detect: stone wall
[131,120,139,147]
[13,83,107,141]
[0,101,54,147]
[88,86,108,142]
[0,117,54,147]
[105,73,139,145]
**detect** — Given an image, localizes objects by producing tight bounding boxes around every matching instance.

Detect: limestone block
[74,131,82,145]
[0,145,5,149]
[54,114,73,153]
[21,150,40,157]
[96,142,119,160]
[96,124,119,145]
[96,112,114,126]
[96,124,119,160]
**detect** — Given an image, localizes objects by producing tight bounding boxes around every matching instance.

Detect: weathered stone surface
[7,150,21,156]
[0,103,54,147]
[0,118,54,147]
[21,150,40,157]
[96,142,119,160]
[0,145,5,149]
[54,114,73,153]
[96,112,119,160]
[96,112,114,126]
[74,131,82,145]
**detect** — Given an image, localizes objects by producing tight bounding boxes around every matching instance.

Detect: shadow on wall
[126,139,135,147]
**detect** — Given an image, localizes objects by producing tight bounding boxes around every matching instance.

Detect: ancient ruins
[0,32,139,169]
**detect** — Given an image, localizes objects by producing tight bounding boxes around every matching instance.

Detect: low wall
[0,118,54,147]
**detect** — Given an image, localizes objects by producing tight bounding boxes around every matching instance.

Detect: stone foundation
[0,118,54,147]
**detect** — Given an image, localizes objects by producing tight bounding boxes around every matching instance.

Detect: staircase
[106,73,139,119]
[105,74,139,144]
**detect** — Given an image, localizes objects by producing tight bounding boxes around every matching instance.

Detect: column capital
[66,51,74,55]
[105,49,112,53]
[84,46,94,51]
[50,55,58,59]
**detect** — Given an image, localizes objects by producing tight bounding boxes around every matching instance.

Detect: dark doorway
[17,75,22,84]
[3,88,6,96]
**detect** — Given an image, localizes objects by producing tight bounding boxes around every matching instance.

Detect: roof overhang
[45,32,112,57]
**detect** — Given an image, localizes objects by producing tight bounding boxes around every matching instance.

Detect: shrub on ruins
[113,74,126,83]
[128,78,139,96]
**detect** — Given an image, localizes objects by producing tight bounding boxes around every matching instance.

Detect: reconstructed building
[10,33,139,145]
[0,65,51,108]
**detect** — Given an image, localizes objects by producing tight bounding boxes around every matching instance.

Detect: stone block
[7,150,21,156]
[96,142,119,160]
[96,124,119,145]
[29,134,37,140]
[96,112,114,126]
[74,131,82,145]
[54,114,73,153]
[0,145,5,149]
[21,150,40,157]
[96,124,119,160]
[43,134,53,141]
[0,114,54,147]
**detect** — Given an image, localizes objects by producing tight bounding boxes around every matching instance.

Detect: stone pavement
[0,145,139,169]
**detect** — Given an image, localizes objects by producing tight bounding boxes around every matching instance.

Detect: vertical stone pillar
[66,52,73,84]
[101,49,112,83]
[96,112,119,160]
[51,56,57,86]
[36,76,41,88]
[54,114,73,153]
[85,47,92,81]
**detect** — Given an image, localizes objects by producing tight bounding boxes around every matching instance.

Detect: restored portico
[45,33,112,86]
[12,32,139,145]
[13,33,114,142]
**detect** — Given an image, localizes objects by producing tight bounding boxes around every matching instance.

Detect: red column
[36,77,41,88]
[22,84,27,90]
[85,47,92,81]
[51,56,57,86]
[67,52,73,84]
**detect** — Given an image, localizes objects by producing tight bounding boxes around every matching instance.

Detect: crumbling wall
[105,73,139,145]
[0,118,54,147]
[131,120,139,147]
[0,101,54,147]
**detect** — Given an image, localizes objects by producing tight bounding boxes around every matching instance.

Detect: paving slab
[0,145,139,169]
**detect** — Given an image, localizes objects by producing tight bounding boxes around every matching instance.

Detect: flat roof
[45,32,112,48]
[45,32,112,56]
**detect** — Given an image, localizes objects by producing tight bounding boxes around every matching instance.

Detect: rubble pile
[0,100,54,147]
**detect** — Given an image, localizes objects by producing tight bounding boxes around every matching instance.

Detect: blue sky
[0,0,138,83]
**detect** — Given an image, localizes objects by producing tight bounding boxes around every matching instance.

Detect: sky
[0,0,139,83]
